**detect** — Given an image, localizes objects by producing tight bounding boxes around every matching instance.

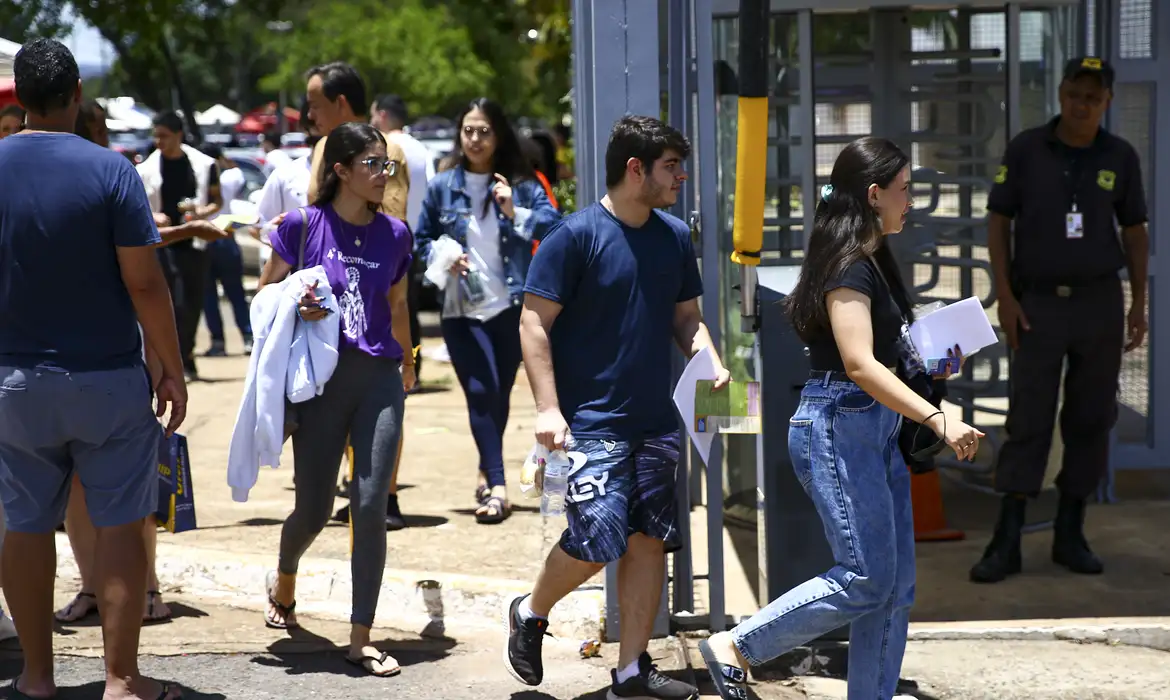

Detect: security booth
[571,0,1169,647]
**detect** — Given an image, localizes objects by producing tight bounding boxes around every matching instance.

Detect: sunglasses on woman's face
[360,157,397,177]
[462,125,493,140]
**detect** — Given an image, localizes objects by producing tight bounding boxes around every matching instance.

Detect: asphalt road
[0,644,628,700]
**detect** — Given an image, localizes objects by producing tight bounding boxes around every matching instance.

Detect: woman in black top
[699,138,982,700]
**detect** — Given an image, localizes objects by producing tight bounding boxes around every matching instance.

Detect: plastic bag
[443,245,502,320]
[424,235,464,290]
[520,443,549,499]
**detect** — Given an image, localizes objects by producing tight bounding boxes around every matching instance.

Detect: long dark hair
[74,100,105,144]
[786,137,914,341]
[453,97,533,184]
[314,122,386,210]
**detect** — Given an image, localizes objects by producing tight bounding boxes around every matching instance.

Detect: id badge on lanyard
[1066,201,1084,240]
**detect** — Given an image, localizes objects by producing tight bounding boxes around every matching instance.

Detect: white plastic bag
[424,235,465,290]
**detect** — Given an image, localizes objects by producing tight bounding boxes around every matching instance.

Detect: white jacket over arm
[227,267,340,502]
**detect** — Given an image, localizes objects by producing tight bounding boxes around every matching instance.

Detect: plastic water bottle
[541,450,571,517]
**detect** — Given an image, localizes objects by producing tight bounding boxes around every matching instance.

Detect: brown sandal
[55,591,98,623]
[475,495,511,525]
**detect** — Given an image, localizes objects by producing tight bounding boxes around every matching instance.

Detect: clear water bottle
[541,450,571,517]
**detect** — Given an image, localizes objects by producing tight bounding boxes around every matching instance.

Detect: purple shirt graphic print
[271,205,413,361]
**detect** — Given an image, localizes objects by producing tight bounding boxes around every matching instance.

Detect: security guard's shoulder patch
[994,165,1008,185]
[1097,169,1116,191]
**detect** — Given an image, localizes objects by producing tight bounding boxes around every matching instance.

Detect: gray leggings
[278,349,404,627]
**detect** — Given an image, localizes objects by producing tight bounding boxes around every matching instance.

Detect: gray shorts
[0,365,160,534]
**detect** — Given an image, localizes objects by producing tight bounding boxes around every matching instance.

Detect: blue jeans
[731,375,915,700]
[440,305,523,487]
[203,238,251,343]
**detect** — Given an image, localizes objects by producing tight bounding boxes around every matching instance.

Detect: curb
[53,533,605,641]
[908,618,1170,652]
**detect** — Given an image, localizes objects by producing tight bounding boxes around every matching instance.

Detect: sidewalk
[53,321,605,639]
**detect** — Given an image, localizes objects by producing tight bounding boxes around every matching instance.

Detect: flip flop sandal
[346,650,401,677]
[54,591,98,623]
[474,483,492,504]
[699,639,749,700]
[264,571,299,630]
[144,590,172,623]
[475,495,511,525]
[9,676,56,700]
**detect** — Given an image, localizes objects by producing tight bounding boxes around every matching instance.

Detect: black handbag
[282,208,309,442]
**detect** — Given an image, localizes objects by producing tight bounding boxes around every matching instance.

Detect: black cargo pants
[995,276,1124,499]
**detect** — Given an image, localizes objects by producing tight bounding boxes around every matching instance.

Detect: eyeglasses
[462,125,493,140]
[360,157,398,177]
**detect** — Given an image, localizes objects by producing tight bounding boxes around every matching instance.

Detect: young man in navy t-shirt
[503,116,730,700]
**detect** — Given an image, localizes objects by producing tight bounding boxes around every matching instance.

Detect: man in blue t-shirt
[502,116,730,700]
[0,39,184,700]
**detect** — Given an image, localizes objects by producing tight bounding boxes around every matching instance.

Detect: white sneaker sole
[501,594,537,686]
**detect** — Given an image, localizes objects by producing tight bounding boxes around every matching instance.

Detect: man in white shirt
[370,94,434,229]
[261,133,294,172]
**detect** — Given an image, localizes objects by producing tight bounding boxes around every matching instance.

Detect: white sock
[615,658,642,683]
[518,596,545,621]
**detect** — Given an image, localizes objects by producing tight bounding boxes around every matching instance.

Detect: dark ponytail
[785,137,914,341]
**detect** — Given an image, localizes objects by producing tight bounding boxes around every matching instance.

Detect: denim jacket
[414,166,560,306]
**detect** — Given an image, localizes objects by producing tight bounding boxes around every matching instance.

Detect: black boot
[969,496,1025,583]
[1052,494,1104,574]
[385,493,407,531]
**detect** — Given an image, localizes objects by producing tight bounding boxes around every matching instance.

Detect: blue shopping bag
[156,432,197,533]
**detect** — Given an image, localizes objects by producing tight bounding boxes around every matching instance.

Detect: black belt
[1017,273,1118,298]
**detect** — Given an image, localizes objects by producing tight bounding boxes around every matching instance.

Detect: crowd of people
[0,32,1149,700]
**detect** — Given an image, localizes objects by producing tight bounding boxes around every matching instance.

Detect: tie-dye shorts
[557,431,683,564]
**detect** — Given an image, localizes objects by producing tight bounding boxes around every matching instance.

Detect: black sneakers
[607,652,699,700]
[503,595,550,686]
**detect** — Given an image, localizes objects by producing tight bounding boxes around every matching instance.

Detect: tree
[261,0,494,119]
[0,0,69,43]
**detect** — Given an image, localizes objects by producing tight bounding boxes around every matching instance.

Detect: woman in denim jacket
[415,98,559,524]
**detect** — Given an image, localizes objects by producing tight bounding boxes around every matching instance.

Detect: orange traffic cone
[908,467,965,542]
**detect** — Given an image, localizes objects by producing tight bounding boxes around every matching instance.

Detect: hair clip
[821,184,834,200]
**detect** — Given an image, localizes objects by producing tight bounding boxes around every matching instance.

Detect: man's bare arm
[116,246,184,380]
[1121,223,1149,305]
[520,293,563,413]
[672,297,720,361]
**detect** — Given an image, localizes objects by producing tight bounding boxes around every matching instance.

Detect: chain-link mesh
[1111,81,1153,436]
[1118,0,1153,59]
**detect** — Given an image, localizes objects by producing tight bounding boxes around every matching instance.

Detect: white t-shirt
[219,166,246,207]
[388,131,436,230]
[456,171,510,322]
[255,155,312,265]
[264,148,294,173]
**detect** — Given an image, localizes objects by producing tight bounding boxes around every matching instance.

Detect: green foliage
[551,177,576,214]
[0,0,69,42]
[260,0,493,118]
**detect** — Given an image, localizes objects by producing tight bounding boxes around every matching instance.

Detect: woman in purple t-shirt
[256,123,413,678]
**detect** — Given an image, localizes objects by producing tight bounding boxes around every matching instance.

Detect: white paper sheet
[673,347,717,466]
[908,296,999,360]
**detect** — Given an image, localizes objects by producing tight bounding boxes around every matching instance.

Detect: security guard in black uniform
[972,57,1149,584]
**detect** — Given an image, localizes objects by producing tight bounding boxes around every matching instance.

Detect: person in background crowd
[200,144,253,357]
[305,62,410,222]
[258,123,414,679]
[0,38,186,700]
[503,115,709,700]
[415,98,559,524]
[371,93,435,391]
[698,138,980,700]
[253,97,319,269]
[261,131,293,172]
[137,111,222,380]
[972,57,1148,584]
[55,98,218,628]
[0,105,23,139]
